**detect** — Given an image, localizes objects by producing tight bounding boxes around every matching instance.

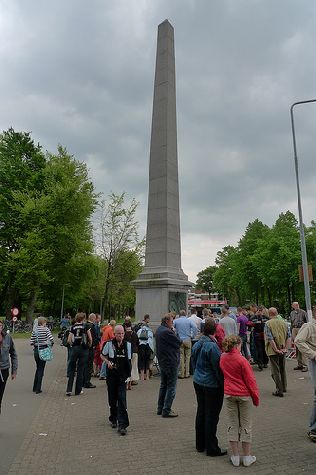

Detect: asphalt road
[1,337,66,474]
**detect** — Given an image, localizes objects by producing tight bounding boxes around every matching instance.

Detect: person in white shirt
[188,308,202,338]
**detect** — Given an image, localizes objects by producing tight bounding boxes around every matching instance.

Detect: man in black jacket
[155,313,181,417]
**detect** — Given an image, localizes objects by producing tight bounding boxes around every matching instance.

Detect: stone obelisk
[132,20,192,326]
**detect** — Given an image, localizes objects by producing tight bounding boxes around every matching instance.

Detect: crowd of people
[0,300,315,468]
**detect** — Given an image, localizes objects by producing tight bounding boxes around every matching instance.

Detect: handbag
[36,331,54,361]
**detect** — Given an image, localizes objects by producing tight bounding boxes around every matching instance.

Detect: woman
[0,321,18,414]
[66,313,92,396]
[191,318,226,457]
[137,323,154,381]
[30,316,54,394]
[220,335,259,467]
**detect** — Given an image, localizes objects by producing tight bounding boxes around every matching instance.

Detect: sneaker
[162,409,178,418]
[294,365,303,370]
[243,455,256,467]
[99,376,106,380]
[231,455,240,467]
[84,383,96,389]
[119,427,127,435]
[111,422,117,429]
[272,391,284,397]
[301,367,308,372]
[66,392,71,397]
[308,431,316,442]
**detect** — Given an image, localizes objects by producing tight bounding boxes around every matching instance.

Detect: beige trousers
[180,339,192,378]
[292,327,306,367]
[225,396,253,442]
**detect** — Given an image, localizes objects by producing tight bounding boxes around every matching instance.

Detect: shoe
[258,366,263,371]
[272,391,284,397]
[243,455,256,467]
[178,376,185,379]
[84,383,96,388]
[207,449,227,457]
[119,427,127,436]
[301,367,308,372]
[131,381,138,386]
[231,455,240,467]
[162,410,178,418]
[294,365,303,370]
[66,392,71,397]
[308,431,316,442]
[157,409,162,415]
[75,390,84,395]
[185,375,191,378]
[99,376,106,380]
[35,390,42,394]
[111,422,117,429]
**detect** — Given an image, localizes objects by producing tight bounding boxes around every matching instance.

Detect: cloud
[1,0,316,281]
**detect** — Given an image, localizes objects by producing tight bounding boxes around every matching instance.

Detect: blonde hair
[222,335,242,352]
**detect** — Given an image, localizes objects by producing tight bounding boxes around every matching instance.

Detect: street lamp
[290,99,316,322]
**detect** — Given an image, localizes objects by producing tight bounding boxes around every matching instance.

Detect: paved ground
[2,339,316,475]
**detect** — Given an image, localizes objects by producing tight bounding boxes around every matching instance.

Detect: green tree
[196,266,217,297]
[98,193,144,319]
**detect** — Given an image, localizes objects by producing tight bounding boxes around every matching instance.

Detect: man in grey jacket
[295,313,316,443]
[0,321,18,414]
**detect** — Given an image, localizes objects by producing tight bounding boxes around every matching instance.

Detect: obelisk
[132,20,192,326]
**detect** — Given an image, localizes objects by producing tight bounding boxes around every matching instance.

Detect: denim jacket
[0,333,18,374]
[191,335,223,388]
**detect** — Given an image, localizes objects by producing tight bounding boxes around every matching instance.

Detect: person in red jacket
[220,335,259,468]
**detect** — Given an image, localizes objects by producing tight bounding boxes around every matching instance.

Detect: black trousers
[254,337,269,367]
[0,368,9,413]
[67,346,89,395]
[106,376,129,429]
[194,382,224,455]
[83,347,94,386]
[33,348,47,392]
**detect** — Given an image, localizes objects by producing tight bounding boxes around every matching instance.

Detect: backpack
[62,329,70,347]
[139,327,149,341]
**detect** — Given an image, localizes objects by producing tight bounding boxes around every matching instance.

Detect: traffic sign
[11,307,19,317]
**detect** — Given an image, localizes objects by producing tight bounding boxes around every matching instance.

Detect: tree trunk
[267,288,272,307]
[26,290,37,323]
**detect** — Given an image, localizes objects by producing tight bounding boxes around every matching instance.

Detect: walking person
[220,335,259,467]
[191,318,226,457]
[155,314,181,417]
[173,309,197,378]
[290,302,308,372]
[66,313,92,396]
[0,321,18,414]
[137,321,154,381]
[124,321,139,388]
[101,325,131,435]
[30,317,54,394]
[264,307,291,397]
[294,309,316,442]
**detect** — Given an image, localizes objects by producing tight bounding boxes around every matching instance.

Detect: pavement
[1,339,316,475]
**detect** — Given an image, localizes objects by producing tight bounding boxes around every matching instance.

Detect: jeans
[240,334,249,359]
[100,361,107,378]
[67,345,89,395]
[157,365,178,415]
[106,376,129,429]
[269,354,287,393]
[33,348,47,392]
[308,359,316,432]
[0,368,9,413]
[194,382,224,454]
[83,347,94,386]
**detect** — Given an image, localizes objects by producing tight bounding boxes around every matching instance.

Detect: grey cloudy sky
[1,0,316,281]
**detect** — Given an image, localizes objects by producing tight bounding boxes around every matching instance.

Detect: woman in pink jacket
[220,335,259,468]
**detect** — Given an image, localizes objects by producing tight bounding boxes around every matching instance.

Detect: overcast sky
[1,0,316,282]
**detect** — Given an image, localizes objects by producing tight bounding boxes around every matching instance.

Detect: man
[101,325,131,435]
[173,309,198,378]
[155,313,181,417]
[294,311,316,442]
[83,313,98,389]
[264,307,291,397]
[290,302,308,372]
[218,306,237,337]
[188,308,202,338]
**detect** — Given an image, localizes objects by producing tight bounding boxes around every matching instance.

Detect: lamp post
[290,99,316,322]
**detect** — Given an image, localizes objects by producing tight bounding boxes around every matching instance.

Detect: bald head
[114,324,124,343]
